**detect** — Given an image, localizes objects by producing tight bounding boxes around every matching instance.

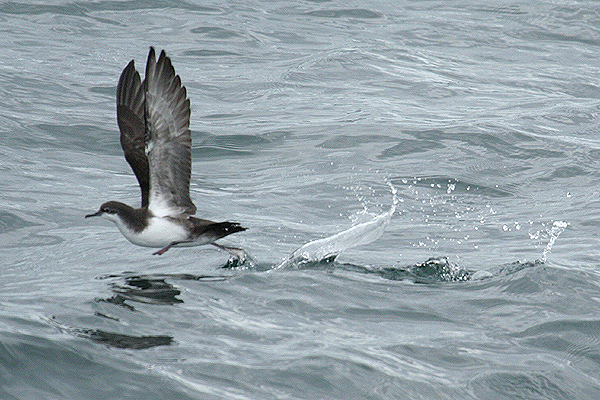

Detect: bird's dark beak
[85,210,103,218]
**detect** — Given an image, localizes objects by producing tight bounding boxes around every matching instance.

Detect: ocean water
[1,0,600,399]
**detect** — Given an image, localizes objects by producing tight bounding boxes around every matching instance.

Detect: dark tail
[208,222,246,240]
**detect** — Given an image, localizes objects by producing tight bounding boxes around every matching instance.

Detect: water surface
[1,1,600,399]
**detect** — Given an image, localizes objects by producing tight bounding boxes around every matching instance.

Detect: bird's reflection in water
[77,328,174,349]
[96,273,230,310]
[99,276,183,310]
[55,273,230,349]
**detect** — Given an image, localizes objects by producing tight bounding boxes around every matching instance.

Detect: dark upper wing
[116,60,149,208]
[144,47,196,216]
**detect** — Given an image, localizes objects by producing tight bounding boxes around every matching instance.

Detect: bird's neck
[114,203,151,233]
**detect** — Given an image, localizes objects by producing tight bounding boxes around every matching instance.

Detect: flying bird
[86,47,246,258]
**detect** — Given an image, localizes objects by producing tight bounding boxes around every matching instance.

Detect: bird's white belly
[116,216,189,248]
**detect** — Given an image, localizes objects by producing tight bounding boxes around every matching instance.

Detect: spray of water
[540,220,568,262]
[275,181,398,269]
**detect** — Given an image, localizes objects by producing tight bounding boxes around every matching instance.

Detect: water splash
[276,181,398,269]
[529,220,568,262]
[540,220,568,262]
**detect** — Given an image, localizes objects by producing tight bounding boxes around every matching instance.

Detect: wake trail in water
[233,181,565,282]
[275,181,398,269]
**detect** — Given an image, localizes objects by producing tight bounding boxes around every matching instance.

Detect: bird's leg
[153,240,192,255]
[212,243,247,263]
[153,243,175,255]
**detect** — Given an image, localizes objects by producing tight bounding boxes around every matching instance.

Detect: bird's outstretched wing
[117,59,149,207]
[144,47,196,216]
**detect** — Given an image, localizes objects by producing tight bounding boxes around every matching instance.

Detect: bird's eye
[102,207,115,214]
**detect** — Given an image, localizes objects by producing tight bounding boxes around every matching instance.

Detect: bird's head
[85,201,126,222]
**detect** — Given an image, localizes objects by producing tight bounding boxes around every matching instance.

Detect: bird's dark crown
[98,200,132,215]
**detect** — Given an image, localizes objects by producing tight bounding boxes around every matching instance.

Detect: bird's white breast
[114,215,189,248]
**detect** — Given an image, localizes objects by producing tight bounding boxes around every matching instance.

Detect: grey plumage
[144,48,196,216]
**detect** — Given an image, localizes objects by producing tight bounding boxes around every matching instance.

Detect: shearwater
[86,47,246,259]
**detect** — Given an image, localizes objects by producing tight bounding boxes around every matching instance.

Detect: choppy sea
[1,1,600,399]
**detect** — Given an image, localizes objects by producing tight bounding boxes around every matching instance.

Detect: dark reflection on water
[49,318,173,349]
[47,274,233,349]
[74,328,173,349]
[98,276,184,309]
[95,273,231,309]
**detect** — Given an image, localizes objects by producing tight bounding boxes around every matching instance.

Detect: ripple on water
[471,372,575,400]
